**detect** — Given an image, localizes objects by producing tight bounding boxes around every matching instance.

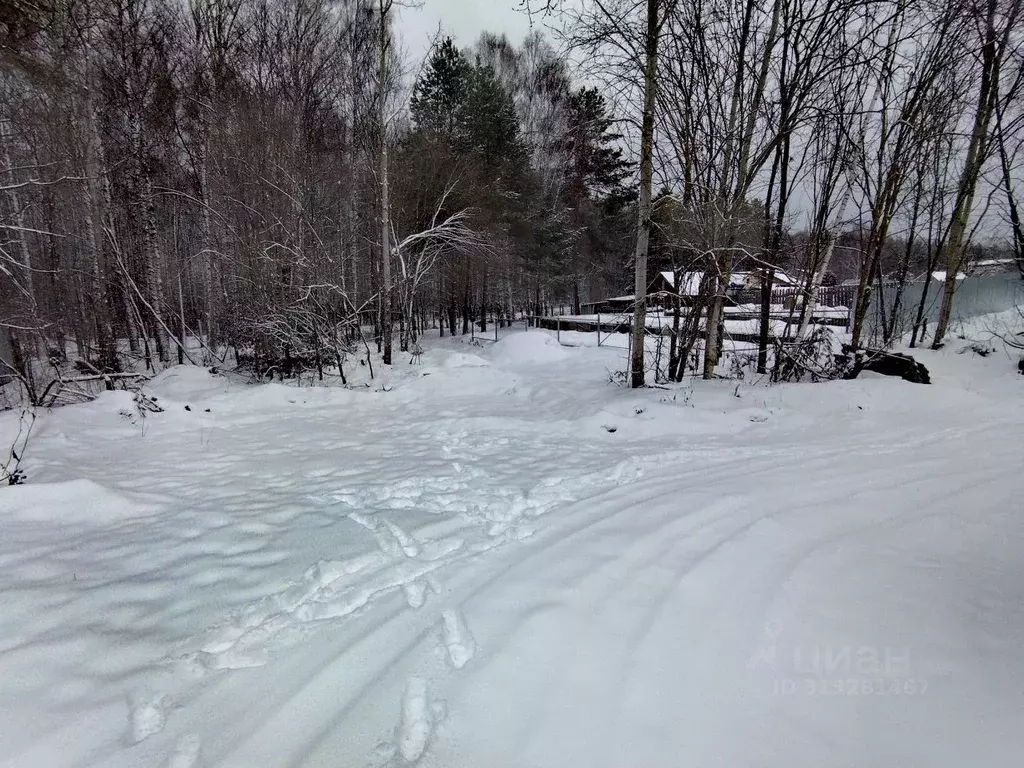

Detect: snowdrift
[440,352,490,369]
[148,365,231,403]
[0,478,154,524]
[490,331,570,365]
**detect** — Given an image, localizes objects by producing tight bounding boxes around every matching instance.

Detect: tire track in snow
[410,439,934,762]
[144,424,854,766]
[574,495,754,610]
[134,437,840,765]
[211,611,439,768]
[612,510,778,688]
[376,477,755,763]
[435,498,779,758]
[201,430,1024,768]
[458,430,1024,767]
[333,457,709,764]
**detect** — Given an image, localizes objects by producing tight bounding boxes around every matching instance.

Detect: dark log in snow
[842,346,931,384]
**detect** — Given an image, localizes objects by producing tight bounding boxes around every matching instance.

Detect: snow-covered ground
[2,319,1023,768]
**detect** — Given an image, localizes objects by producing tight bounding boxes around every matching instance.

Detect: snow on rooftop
[656,269,798,294]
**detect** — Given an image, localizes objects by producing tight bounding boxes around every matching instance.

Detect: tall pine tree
[563,87,631,204]
[410,38,471,138]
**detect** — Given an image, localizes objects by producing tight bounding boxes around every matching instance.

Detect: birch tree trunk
[797,221,846,342]
[379,0,393,365]
[932,0,1018,348]
[80,88,108,349]
[630,0,661,389]
[197,129,216,351]
[0,117,35,313]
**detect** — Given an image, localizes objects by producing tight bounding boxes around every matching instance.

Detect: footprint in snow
[403,581,428,609]
[350,512,420,559]
[396,677,446,763]
[403,571,448,609]
[426,574,443,595]
[164,735,202,768]
[441,609,476,669]
[348,511,378,531]
[383,520,420,558]
[127,691,170,744]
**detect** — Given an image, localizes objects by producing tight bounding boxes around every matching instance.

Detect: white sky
[396,0,536,62]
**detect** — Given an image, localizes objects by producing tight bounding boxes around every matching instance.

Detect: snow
[397,677,436,762]
[932,270,968,281]
[440,609,476,669]
[163,735,202,768]
[490,330,570,364]
[436,351,489,369]
[148,365,233,402]
[0,478,156,524]
[1,319,1023,767]
[658,270,703,294]
[128,693,171,745]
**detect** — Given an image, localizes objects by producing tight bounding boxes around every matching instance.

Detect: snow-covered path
[2,330,1023,767]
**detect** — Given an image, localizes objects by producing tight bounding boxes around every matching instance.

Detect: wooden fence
[531,314,841,345]
[730,284,858,308]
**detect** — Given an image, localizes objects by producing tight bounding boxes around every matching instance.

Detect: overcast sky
[397,0,536,62]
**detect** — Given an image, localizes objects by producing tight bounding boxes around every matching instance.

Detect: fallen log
[841,346,930,384]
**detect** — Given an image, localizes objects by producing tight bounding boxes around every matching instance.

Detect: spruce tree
[410,37,472,138]
[564,87,632,205]
[460,62,528,180]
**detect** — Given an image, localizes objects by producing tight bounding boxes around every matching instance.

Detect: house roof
[656,271,704,296]
[655,269,798,295]
[772,270,799,286]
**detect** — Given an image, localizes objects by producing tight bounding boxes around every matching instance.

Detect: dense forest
[1,0,1022,399]
[0,0,635,399]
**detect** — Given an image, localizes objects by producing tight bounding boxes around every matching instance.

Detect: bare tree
[932,0,1023,348]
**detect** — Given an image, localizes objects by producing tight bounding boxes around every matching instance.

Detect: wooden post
[626,318,632,379]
